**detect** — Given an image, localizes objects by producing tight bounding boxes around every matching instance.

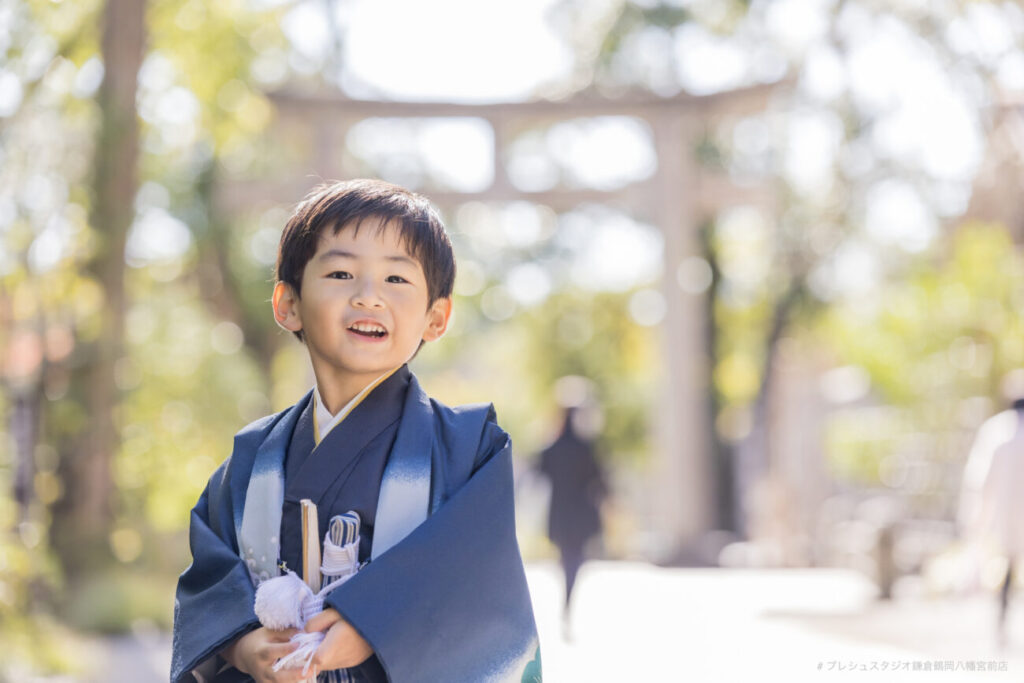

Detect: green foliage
[823,224,1024,406]
[0,609,88,680]
[62,569,176,633]
[819,223,1024,488]
[413,287,657,464]
[0,495,81,676]
[118,265,270,535]
[599,3,692,64]
[147,0,285,153]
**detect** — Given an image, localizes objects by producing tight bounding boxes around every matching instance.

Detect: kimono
[171,365,542,683]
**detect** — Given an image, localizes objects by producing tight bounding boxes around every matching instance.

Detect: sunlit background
[4,0,1024,680]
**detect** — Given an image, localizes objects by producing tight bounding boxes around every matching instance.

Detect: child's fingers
[305,608,341,633]
[311,622,345,668]
[266,640,300,661]
[266,627,300,641]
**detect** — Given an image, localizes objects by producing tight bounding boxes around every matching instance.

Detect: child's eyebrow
[318,248,416,266]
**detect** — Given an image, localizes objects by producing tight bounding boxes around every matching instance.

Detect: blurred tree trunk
[734,280,805,534]
[12,380,43,523]
[699,221,738,535]
[195,162,279,377]
[51,0,146,582]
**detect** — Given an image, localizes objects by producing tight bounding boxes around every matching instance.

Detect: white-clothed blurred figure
[960,370,1024,645]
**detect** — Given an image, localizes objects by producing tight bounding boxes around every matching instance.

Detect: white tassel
[254,571,311,631]
[273,631,323,675]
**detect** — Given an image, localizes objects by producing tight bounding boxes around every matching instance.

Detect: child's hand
[306,607,374,670]
[223,626,312,683]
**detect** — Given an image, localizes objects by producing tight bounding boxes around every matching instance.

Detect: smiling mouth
[348,322,388,338]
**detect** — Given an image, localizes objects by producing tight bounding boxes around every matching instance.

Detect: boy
[171,179,541,683]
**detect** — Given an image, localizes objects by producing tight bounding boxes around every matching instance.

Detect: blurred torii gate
[218,85,778,560]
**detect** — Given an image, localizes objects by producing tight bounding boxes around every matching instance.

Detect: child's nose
[351,280,384,308]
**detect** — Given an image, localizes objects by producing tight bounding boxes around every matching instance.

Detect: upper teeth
[351,322,385,333]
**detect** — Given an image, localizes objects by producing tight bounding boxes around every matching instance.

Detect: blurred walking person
[960,371,1024,647]
[538,394,608,640]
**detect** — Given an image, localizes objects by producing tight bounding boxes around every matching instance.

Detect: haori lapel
[237,390,312,584]
[286,380,404,510]
[370,374,435,560]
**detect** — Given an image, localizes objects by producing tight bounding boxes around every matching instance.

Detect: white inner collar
[313,369,397,444]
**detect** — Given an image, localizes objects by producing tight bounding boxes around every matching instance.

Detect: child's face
[273,218,451,389]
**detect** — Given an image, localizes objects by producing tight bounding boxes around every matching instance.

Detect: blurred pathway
[531,561,1024,682]
[70,561,1024,681]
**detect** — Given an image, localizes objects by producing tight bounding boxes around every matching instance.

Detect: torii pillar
[651,112,710,559]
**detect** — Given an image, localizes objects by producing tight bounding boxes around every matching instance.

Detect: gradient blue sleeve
[171,435,265,683]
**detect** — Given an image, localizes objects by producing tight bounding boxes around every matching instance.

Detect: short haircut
[276,179,456,342]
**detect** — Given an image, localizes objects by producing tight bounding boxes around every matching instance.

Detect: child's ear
[272,281,303,333]
[422,297,453,342]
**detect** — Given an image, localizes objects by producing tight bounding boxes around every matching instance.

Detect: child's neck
[315,366,401,416]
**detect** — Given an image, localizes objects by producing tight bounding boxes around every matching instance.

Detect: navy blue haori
[171,365,541,682]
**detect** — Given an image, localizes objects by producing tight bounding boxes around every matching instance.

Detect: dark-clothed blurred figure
[538,404,608,637]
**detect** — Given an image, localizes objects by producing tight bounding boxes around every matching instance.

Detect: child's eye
[327,271,352,279]
[386,275,408,284]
